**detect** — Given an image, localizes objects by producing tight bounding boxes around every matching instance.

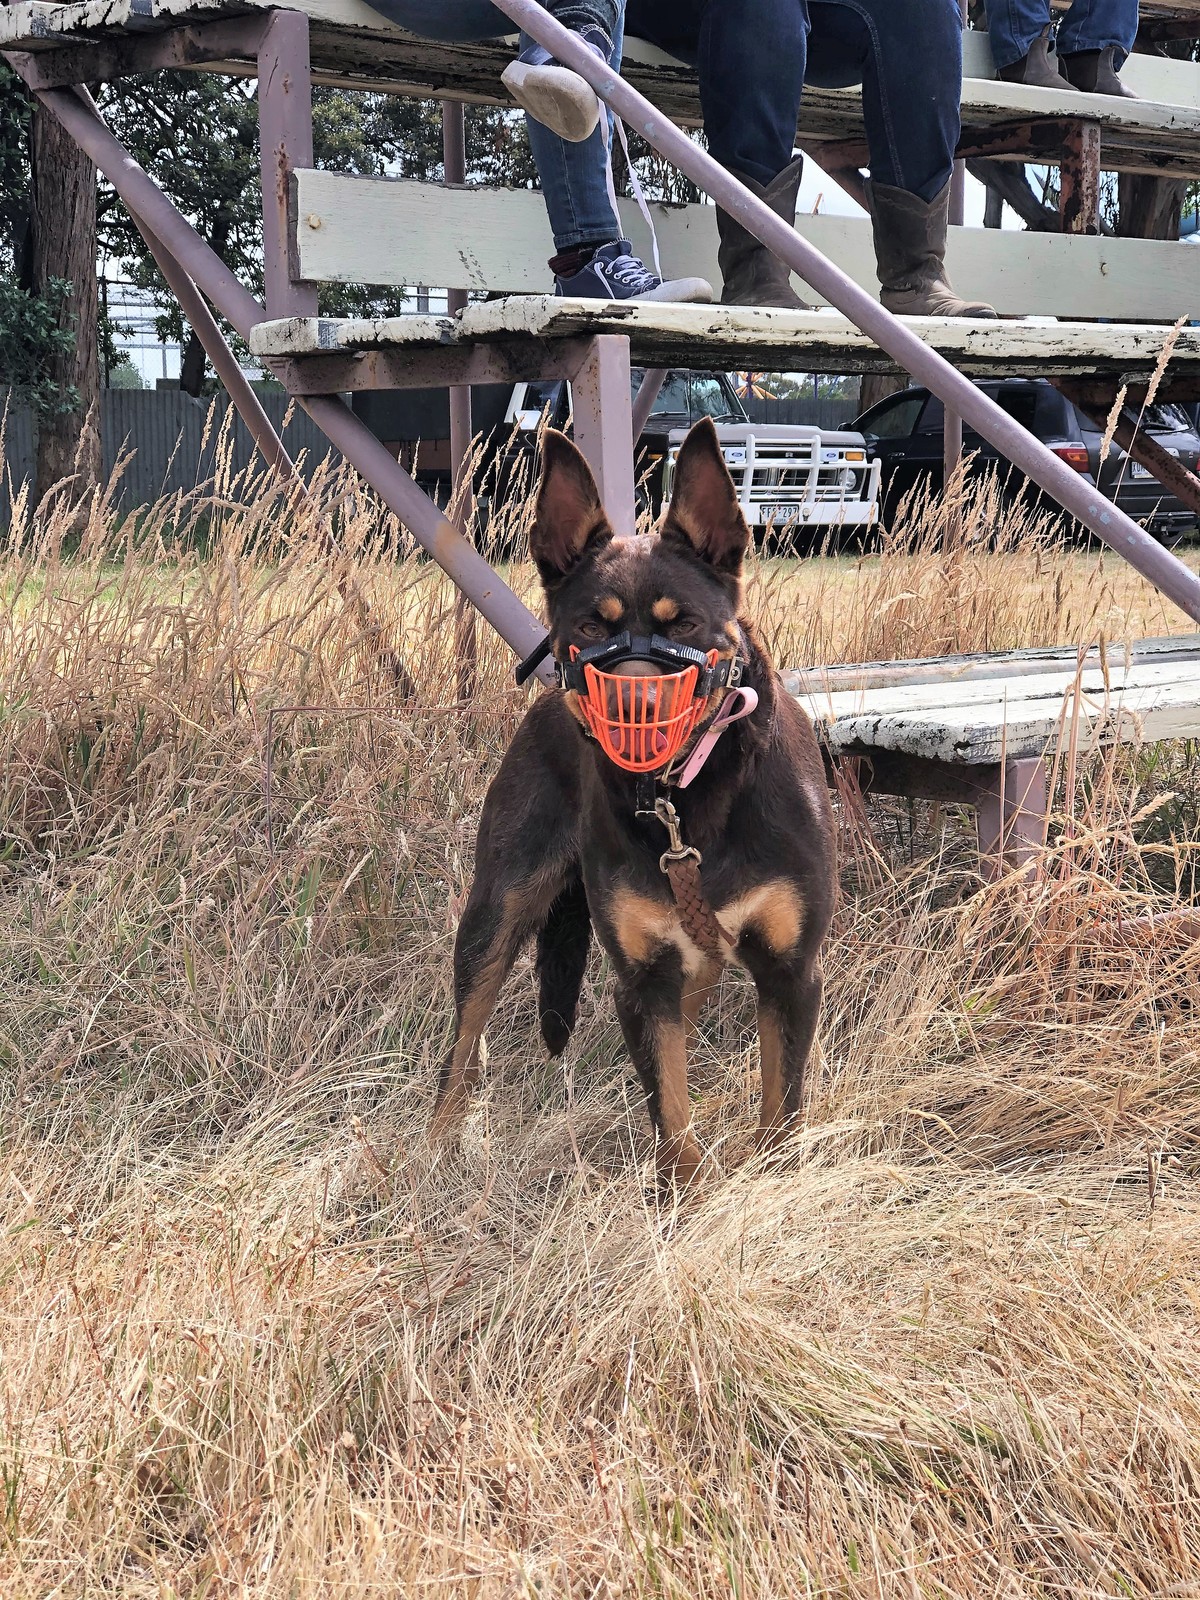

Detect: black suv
[855,379,1200,540]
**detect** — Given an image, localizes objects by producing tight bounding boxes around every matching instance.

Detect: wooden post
[257,10,318,319]
[443,99,477,704]
[1059,121,1102,235]
[942,0,967,544]
[572,335,636,537]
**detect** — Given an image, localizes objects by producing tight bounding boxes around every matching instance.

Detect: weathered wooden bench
[784,635,1200,873]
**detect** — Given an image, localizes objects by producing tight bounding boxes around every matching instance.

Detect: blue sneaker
[502,24,609,143]
[555,240,713,304]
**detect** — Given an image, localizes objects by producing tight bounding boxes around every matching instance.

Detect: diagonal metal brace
[6,67,554,682]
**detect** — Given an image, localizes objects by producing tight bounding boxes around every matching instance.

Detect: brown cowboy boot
[715,157,810,309]
[1059,46,1138,98]
[997,26,1064,88]
[866,179,997,318]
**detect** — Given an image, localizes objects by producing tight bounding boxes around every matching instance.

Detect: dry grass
[2,438,1200,1597]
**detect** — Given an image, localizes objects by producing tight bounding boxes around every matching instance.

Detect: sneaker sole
[501,60,601,143]
[637,277,715,305]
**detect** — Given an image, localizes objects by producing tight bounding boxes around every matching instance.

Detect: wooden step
[288,172,1200,323]
[248,297,1200,387]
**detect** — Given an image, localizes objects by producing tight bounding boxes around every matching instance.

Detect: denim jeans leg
[522,10,625,249]
[626,0,809,183]
[360,0,618,38]
[1055,0,1138,59]
[806,0,960,200]
[984,0,1052,70]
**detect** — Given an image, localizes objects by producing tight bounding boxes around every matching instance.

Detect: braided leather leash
[651,797,733,959]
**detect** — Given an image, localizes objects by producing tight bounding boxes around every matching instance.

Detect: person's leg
[629,0,812,308]
[524,11,711,300]
[983,0,1053,72]
[808,0,994,316]
[524,12,624,251]
[1056,0,1139,95]
[1055,0,1138,60]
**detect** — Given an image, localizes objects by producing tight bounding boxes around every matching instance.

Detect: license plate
[1130,461,1152,478]
[761,503,803,521]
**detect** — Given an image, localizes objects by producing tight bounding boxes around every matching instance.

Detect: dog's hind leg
[537,876,592,1056]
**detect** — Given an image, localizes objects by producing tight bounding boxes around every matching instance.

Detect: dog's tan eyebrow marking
[652,597,680,623]
[597,596,625,623]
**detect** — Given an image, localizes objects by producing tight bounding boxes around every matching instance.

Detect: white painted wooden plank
[781,635,1200,695]
[797,690,1200,764]
[5,1,1200,132]
[249,297,1200,379]
[291,172,1200,322]
[807,658,1200,719]
[796,663,1200,763]
[247,311,453,356]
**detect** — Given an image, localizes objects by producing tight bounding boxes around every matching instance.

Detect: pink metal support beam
[443,99,478,703]
[126,206,298,482]
[631,367,668,442]
[572,336,637,535]
[14,77,554,681]
[488,0,1200,628]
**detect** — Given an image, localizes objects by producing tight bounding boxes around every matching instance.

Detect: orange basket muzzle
[558,631,742,775]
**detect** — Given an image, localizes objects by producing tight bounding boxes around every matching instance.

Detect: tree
[0,62,101,504]
[96,77,422,394]
[30,99,102,505]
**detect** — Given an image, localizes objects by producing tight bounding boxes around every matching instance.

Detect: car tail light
[1051,444,1090,472]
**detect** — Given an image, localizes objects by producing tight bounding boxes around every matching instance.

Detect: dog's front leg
[613,952,704,1185]
[431,884,546,1144]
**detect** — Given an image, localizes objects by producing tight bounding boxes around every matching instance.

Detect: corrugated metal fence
[744,395,860,429]
[1,388,339,525]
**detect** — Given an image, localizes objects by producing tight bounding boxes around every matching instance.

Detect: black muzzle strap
[555,632,743,696]
[514,634,554,686]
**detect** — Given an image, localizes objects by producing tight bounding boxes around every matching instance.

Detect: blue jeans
[359,0,624,249]
[987,0,1137,71]
[626,0,962,201]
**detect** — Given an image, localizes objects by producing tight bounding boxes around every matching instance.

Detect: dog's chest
[609,879,804,976]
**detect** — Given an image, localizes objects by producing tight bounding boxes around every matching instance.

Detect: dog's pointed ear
[530,429,612,585]
[661,417,749,581]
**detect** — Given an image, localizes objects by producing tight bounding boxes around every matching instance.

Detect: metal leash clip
[654,796,702,875]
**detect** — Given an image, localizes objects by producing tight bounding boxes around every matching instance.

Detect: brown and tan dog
[431,418,835,1182]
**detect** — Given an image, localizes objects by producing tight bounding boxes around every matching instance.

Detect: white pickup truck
[506,369,882,538]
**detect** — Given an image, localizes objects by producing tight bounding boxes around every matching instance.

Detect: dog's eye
[577,620,607,642]
[671,617,702,637]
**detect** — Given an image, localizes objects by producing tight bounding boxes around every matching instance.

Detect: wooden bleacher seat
[785,636,1200,873]
[4,0,1200,181]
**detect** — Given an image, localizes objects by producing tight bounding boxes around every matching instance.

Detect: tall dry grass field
[2,441,1200,1598]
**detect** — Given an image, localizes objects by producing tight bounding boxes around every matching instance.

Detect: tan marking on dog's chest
[610,879,803,976]
[610,887,710,978]
[717,881,805,953]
